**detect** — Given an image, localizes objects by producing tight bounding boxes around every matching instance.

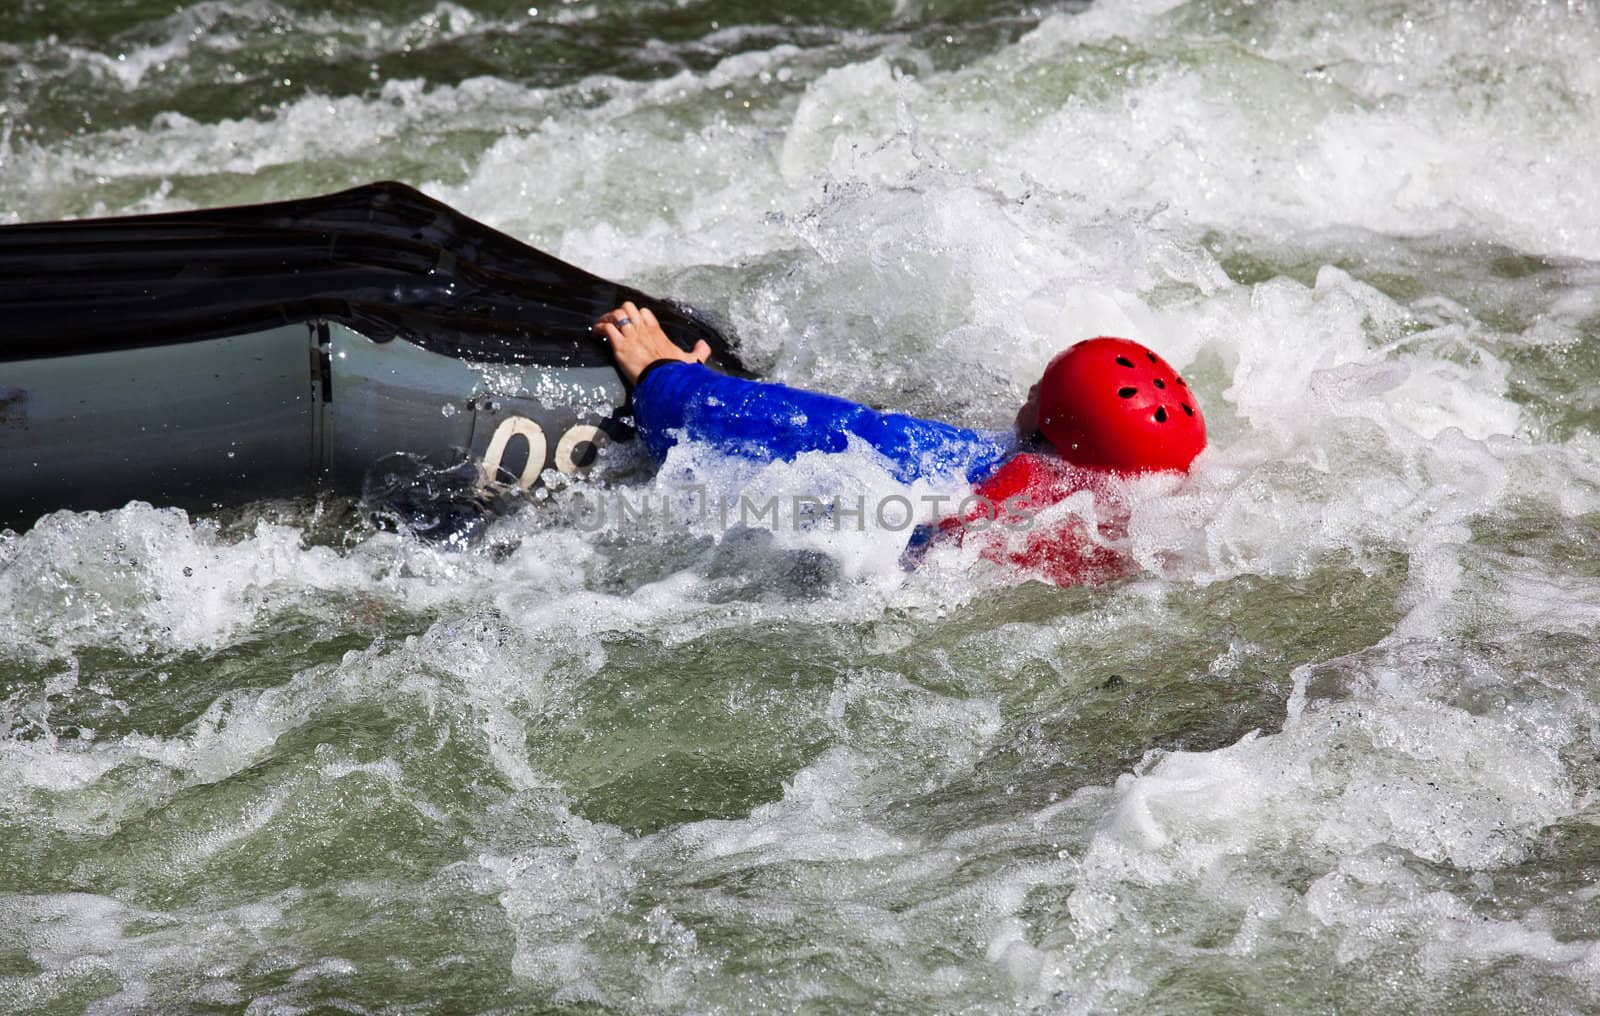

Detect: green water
[5,0,1600,1012]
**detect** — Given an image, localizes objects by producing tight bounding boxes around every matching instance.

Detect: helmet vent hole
[1115,356,1135,368]
[1154,406,1168,423]
[1176,376,1188,387]
[1153,378,1166,390]
[1146,352,1157,364]
[1182,402,1194,417]
[1117,386,1137,398]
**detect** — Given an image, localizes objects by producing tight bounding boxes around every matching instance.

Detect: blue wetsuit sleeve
[631,362,1009,484]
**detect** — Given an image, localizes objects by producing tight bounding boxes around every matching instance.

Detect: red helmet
[1035,337,1205,473]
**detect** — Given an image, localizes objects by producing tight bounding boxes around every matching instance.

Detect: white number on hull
[480,418,610,490]
[554,424,606,473]
[481,417,548,490]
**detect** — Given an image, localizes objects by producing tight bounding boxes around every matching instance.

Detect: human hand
[593,300,711,385]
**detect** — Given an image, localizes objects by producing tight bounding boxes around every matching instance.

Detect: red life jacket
[937,452,1137,587]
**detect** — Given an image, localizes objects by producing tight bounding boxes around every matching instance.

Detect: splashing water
[4,0,1600,1012]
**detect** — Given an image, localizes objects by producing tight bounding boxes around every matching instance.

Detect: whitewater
[3,0,1600,1011]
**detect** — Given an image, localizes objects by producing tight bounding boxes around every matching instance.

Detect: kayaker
[593,301,1207,586]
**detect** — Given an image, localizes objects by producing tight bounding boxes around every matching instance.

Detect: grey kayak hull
[0,182,746,532]
[0,321,629,529]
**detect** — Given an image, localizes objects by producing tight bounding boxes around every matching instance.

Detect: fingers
[594,302,655,337]
[619,301,639,329]
[595,302,699,365]
[592,305,634,331]
[591,300,712,385]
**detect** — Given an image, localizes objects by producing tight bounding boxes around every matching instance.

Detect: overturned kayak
[0,182,744,532]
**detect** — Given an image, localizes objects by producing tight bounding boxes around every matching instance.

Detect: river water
[4,0,1600,1012]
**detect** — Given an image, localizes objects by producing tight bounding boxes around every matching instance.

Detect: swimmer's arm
[595,300,1009,482]
[631,361,1010,484]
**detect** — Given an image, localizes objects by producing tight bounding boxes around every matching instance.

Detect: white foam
[6,0,1600,1009]
[478,807,634,999]
[0,503,503,657]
